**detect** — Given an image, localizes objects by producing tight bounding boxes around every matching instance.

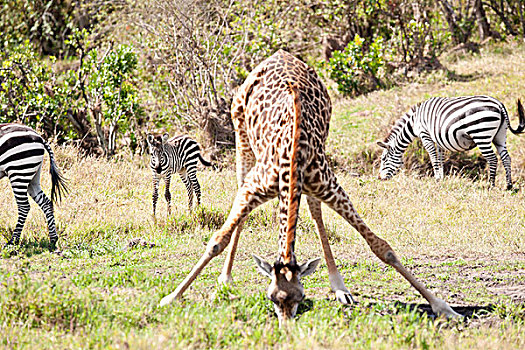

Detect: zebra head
[377,141,403,180]
[147,133,170,174]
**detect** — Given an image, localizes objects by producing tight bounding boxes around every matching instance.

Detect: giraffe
[159,50,461,324]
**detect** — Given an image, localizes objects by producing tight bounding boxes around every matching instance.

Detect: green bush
[326,34,386,96]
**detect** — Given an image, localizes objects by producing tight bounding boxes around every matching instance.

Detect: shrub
[326,34,386,96]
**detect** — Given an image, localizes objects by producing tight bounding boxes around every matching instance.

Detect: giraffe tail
[43,141,69,203]
[282,82,302,265]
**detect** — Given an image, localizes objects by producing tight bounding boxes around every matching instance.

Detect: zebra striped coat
[0,123,67,249]
[378,96,525,189]
[146,133,212,215]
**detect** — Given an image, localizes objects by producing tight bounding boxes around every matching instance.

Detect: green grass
[1,42,525,349]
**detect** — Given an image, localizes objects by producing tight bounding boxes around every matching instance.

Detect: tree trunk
[472,0,500,40]
[518,0,525,39]
[439,0,469,44]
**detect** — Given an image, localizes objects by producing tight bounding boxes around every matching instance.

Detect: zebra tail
[504,99,525,134]
[198,153,212,167]
[43,141,69,203]
[513,99,525,134]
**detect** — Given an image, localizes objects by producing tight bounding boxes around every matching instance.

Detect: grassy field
[1,42,525,349]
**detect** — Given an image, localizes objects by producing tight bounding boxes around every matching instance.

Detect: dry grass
[1,42,525,349]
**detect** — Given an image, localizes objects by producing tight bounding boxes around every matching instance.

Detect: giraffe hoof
[335,290,355,305]
[431,298,463,319]
[217,273,233,285]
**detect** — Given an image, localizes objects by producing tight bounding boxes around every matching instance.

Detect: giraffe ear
[252,255,273,279]
[376,141,390,150]
[162,133,169,143]
[146,133,154,145]
[299,257,321,277]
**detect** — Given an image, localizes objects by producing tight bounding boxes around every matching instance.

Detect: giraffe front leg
[306,196,354,305]
[217,130,256,285]
[314,170,461,318]
[160,165,274,306]
[164,172,172,216]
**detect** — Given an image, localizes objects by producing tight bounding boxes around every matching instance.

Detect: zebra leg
[475,140,499,187]
[152,174,160,218]
[28,180,58,249]
[164,171,172,216]
[437,147,444,179]
[187,166,203,207]
[420,133,442,180]
[179,170,194,211]
[7,185,31,246]
[494,143,512,190]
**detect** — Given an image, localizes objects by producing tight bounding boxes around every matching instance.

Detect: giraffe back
[232,50,332,165]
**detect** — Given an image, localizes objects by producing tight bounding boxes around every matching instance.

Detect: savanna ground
[1,42,525,349]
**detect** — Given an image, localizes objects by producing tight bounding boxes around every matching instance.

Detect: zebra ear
[162,133,169,144]
[377,141,390,150]
[146,133,154,145]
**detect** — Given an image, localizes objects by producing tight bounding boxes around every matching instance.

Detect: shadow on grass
[383,300,495,319]
[2,239,56,258]
[444,69,487,83]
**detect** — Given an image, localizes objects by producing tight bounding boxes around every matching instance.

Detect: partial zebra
[146,133,212,215]
[0,123,67,249]
[378,96,525,189]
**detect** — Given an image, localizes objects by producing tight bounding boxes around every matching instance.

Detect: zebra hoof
[49,238,58,251]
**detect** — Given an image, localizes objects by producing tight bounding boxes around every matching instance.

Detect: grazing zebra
[378,96,525,189]
[146,133,212,215]
[0,123,67,249]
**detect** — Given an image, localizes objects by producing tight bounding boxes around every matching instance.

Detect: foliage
[326,34,386,96]
[70,29,142,156]
[0,29,143,156]
[0,40,72,139]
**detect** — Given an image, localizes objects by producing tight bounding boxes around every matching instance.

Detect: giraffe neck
[281,82,302,265]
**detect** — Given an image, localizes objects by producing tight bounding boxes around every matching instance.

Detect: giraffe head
[147,133,169,174]
[253,255,321,326]
[377,140,402,180]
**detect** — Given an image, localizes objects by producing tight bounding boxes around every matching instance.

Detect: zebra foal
[146,133,211,216]
[378,96,525,189]
[0,123,67,249]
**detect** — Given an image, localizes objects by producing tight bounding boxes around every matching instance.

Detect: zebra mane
[384,103,420,143]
